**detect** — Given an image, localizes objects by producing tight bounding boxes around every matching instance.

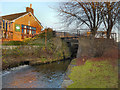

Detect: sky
[0,1,61,30]
[0,0,119,41]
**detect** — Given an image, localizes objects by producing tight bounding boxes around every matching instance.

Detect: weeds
[2,36,71,70]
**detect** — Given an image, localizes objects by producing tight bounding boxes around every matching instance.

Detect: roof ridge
[1,12,27,17]
[1,12,28,21]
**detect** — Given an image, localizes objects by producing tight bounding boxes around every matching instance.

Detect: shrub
[2,41,27,45]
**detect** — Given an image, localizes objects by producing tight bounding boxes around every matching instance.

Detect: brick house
[0,4,43,41]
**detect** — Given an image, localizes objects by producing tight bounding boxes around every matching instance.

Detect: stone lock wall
[77,37,115,58]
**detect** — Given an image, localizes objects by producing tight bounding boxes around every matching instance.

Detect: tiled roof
[1,12,43,28]
[1,12,28,21]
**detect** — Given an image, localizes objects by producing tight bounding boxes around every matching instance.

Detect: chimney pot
[30,4,32,8]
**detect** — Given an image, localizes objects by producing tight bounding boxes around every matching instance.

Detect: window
[15,24,20,32]
[32,31,36,34]
[27,30,29,34]
[3,20,5,29]
[0,21,2,30]
[29,30,31,34]
[24,29,26,34]
[27,26,30,29]
[31,27,36,30]
[22,28,24,33]
[22,25,25,28]
[6,22,7,31]
[9,22,10,28]
[31,27,36,34]
[21,25,36,39]
[24,25,26,28]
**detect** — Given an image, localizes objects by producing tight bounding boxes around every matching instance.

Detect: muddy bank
[29,57,72,66]
[2,38,71,70]
[2,55,71,70]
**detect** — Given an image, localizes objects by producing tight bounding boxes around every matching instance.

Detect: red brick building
[0,4,43,41]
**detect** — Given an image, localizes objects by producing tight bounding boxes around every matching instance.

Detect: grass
[118,59,120,78]
[68,60,118,88]
[2,41,27,45]
[118,59,120,64]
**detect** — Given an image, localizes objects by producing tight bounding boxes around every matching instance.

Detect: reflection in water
[2,60,71,88]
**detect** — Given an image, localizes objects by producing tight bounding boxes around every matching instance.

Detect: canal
[2,60,71,88]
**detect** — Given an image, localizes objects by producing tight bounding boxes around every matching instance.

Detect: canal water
[2,60,71,88]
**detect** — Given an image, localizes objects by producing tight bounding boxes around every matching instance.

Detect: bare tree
[101,2,120,39]
[58,1,104,37]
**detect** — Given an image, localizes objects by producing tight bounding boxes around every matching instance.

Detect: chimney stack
[26,4,34,15]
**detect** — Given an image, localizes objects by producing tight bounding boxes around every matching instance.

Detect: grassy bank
[2,32,71,70]
[66,44,118,88]
[67,59,118,88]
